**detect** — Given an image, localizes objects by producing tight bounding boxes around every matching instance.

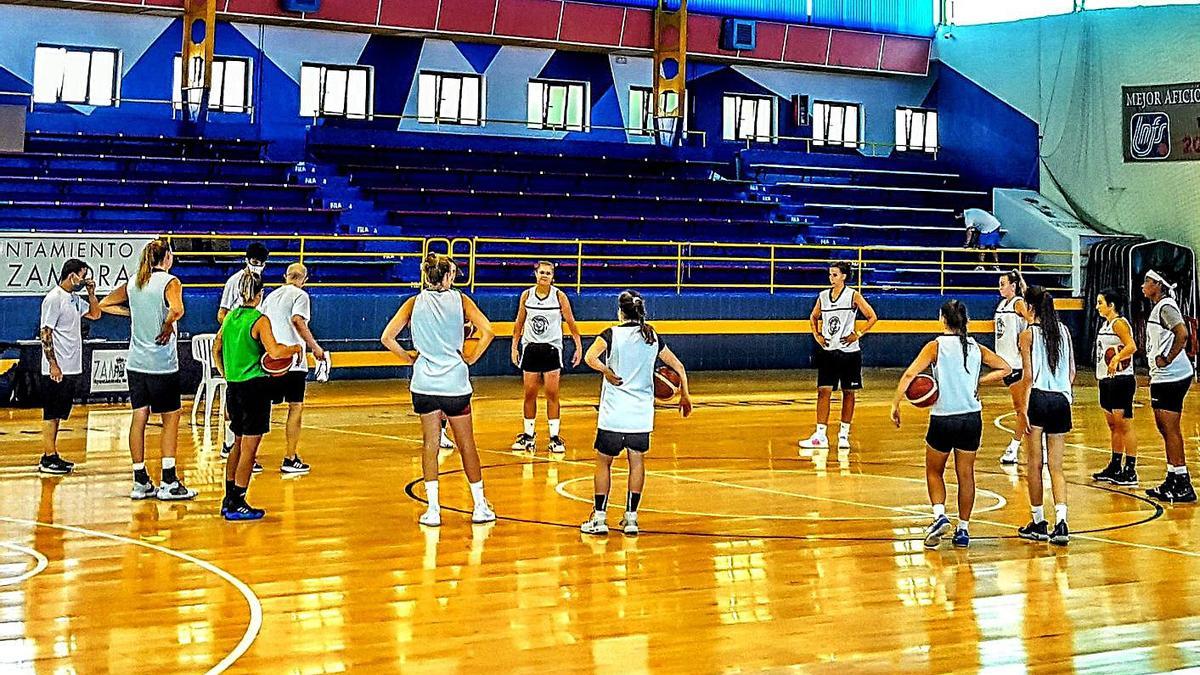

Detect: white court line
[0,516,262,675]
[0,541,48,586]
[993,411,1166,465]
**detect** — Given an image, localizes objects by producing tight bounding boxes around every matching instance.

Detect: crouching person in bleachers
[958,207,1003,269]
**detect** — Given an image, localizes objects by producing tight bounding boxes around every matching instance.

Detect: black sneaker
[1148,474,1197,503]
[1049,520,1070,546]
[223,501,265,522]
[38,454,73,475]
[1110,465,1140,487]
[1091,463,1121,483]
[220,442,232,459]
[547,436,566,454]
[251,462,264,475]
[1017,520,1050,541]
[281,456,311,475]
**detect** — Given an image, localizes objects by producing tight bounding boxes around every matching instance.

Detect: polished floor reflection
[0,370,1197,673]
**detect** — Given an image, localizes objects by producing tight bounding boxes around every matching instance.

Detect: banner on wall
[1122,82,1200,162]
[0,233,154,296]
[90,349,130,394]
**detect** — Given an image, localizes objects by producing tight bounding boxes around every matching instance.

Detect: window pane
[171,55,183,106]
[528,81,543,128]
[60,50,90,103]
[323,68,347,116]
[300,66,319,117]
[951,0,1074,25]
[844,105,859,147]
[895,109,908,150]
[925,111,938,151]
[911,111,926,149]
[460,76,480,124]
[722,95,735,140]
[438,75,461,122]
[226,60,248,111]
[546,84,567,129]
[812,102,827,145]
[418,73,436,122]
[827,105,845,143]
[737,98,756,139]
[347,68,368,118]
[756,97,772,140]
[566,84,585,130]
[629,89,645,134]
[33,47,65,104]
[208,60,225,109]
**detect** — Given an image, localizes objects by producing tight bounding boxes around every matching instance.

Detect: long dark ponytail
[940,299,971,371]
[618,290,656,345]
[1025,285,1063,374]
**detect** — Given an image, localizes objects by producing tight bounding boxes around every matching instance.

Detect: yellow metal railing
[162,233,1075,295]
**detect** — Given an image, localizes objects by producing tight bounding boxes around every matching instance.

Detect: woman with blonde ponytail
[99,237,197,502]
[995,270,1029,464]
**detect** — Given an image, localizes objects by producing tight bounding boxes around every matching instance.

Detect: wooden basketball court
[1,370,1198,672]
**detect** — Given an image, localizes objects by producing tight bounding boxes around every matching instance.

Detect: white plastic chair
[190,333,226,428]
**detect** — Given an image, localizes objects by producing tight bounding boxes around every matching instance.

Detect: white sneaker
[837,434,850,450]
[438,430,455,449]
[548,436,566,454]
[419,507,442,527]
[620,514,639,536]
[511,433,535,451]
[1000,444,1020,465]
[130,481,157,500]
[471,501,496,524]
[156,481,198,501]
[798,432,829,449]
[580,511,609,535]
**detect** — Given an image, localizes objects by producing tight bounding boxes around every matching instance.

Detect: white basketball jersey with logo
[1095,317,1134,380]
[931,335,982,417]
[521,286,563,351]
[818,288,860,353]
[993,296,1025,369]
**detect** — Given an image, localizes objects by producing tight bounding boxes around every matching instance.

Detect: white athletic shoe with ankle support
[837,434,850,450]
[419,507,442,527]
[580,512,609,535]
[620,513,639,536]
[798,432,829,449]
[130,481,157,500]
[439,430,455,449]
[1000,443,1020,465]
[471,501,496,524]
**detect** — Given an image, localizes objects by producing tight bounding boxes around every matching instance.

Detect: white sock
[1055,504,1068,524]
[594,509,606,520]
[548,419,561,437]
[425,481,440,510]
[839,422,851,437]
[132,462,146,472]
[932,504,946,518]
[815,424,828,437]
[162,457,176,470]
[958,520,969,532]
[1171,465,1189,475]
[1032,505,1044,523]
[1008,438,1021,449]
[523,418,535,436]
[469,480,486,507]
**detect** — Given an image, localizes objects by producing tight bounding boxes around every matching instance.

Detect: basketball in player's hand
[1105,347,1131,371]
[654,366,682,400]
[261,353,294,377]
[462,322,483,363]
[904,374,938,408]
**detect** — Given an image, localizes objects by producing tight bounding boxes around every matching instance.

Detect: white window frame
[812,100,861,149]
[33,45,121,107]
[300,63,373,120]
[527,79,590,132]
[629,86,685,137]
[722,93,776,143]
[417,72,485,126]
[172,55,252,114]
[895,107,938,153]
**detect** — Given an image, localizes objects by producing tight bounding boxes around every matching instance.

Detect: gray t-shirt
[1160,302,1184,330]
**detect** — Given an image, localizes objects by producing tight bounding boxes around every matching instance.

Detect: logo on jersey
[996,318,1005,340]
[530,315,550,336]
[827,316,841,337]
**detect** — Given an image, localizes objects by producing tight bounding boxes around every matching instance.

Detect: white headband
[1146,269,1177,290]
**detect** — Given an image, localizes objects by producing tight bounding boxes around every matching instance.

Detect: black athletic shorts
[1099,375,1136,417]
[228,377,272,437]
[1150,377,1191,414]
[1003,369,1024,387]
[925,411,983,453]
[1029,389,1072,434]
[41,374,82,421]
[270,371,307,405]
[128,370,182,414]
[594,429,651,457]
[520,343,562,373]
[412,392,473,417]
[815,349,863,391]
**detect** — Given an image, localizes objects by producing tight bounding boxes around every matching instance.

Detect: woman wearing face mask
[216,241,271,462]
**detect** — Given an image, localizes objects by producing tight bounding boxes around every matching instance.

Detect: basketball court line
[993,411,1167,465]
[0,516,262,675]
[0,541,48,586]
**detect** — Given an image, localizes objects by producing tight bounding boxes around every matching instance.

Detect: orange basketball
[260,353,294,377]
[654,366,682,400]
[1105,346,1131,370]
[905,373,938,408]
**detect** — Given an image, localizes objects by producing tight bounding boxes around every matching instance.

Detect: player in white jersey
[799,261,878,451]
[217,241,270,467]
[580,291,691,537]
[995,271,1029,464]
[1091,289,1139,487]
[892,300,1011,549]
[510,261,583,454]
[1015,286,1075,545]
[381,254,497,526]
[1141,269,1196,503]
